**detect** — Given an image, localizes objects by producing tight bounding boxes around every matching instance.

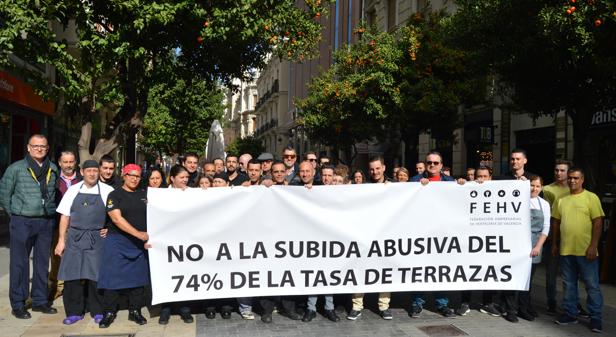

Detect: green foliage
[140,59,225,157]
[0,0,334,139]
[450,0,616,116]
[225,136,265,158]
[297,11,481,153]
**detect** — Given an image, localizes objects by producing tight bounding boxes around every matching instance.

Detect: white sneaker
[240,311,255,320]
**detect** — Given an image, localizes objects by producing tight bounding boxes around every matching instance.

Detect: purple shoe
[63,315,84,325]
[93,314,104,324]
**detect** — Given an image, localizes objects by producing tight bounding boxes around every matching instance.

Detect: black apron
[58,183,106,281]
[530,199,544,264]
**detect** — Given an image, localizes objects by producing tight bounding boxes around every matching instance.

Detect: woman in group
[194,173,213,189]
[396,167,410,182]
[146,168,167,188]
[98,164,150,328]
[158,165,194,325]
[517,175,550,320]
[352,169,365,184]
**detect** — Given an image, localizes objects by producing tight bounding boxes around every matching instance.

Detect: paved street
[0,230,614,337]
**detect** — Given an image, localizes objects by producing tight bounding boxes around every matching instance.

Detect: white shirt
[530,196,551,236]
[56,181,115,216]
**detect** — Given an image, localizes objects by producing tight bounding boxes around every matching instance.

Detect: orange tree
[297,11,482,165]
[0,0,332,161]
[451,0,616,183]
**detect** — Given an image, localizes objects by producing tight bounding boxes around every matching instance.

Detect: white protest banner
[147,181,531,305]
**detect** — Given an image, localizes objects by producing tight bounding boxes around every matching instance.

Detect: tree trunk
[77,122,118,165]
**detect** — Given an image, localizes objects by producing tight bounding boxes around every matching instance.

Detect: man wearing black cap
[54,160,114,325]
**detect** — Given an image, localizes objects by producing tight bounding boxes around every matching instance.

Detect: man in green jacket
[0,134,59,319]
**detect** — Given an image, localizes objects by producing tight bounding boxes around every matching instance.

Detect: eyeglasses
[29,144,48,150]
[283,155,296,159]
[126,173,141,179]
[426,161,441,166]
[307,158,317,162]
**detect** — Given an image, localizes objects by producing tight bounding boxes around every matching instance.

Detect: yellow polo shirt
[552,190,604,256]
[543,183,569,207]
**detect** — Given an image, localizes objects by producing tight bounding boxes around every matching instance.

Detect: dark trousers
[461,290,498,305]
[204,298,235,313]
[543,239,559,308]
[102,287,145,312]
[518,264,538,313]
[9,215,53,310]
[63,279,104,317]
[500,290,518,314]
[260,296,298,315]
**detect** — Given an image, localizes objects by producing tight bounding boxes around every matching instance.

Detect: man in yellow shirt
[551,167,604,333]
[542,159,571,314]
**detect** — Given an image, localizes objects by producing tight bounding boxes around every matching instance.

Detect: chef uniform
[55,160,114,323]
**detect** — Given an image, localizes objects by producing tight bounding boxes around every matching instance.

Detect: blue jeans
[307,295,334,311]
[560,256,603,321]
[411,292,448,309]
[237,297,252,313]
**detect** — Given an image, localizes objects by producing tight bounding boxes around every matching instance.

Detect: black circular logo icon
[512,189,520,197]
[470,190,478,198]
[498,190,506,197]
[484,190,492,197]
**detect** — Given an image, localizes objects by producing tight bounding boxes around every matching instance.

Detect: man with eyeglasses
[552,167,604,333]
[304,151,322,184]
[409,151,456,318]
[0,134,59,319]
[282,147,300,185]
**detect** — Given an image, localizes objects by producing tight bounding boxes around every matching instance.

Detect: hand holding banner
[147,181,531,304]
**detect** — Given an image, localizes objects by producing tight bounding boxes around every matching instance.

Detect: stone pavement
[0,228,614,337]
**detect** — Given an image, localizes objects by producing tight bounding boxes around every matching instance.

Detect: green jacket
[0,158,58,217]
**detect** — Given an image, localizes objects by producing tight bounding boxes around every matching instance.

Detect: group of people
[0,135,605,333]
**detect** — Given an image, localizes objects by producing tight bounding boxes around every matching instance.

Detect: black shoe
[99,312,116,328]
[504,312,519,323]
[205,310,216,319]
[128,309,147,325]
[32,304,58,314]
[527,307,539,318]
[437,306,455,318]
[221,310,232,319]
[324,309,340,322]
[546,305,557,316]
[302,309,316,322]
[279,310,302,320]
[11,307,31,319]
[261,314,273,323]
[158,307,171,325]
[517,311,535,321]
[180,309,194,324]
